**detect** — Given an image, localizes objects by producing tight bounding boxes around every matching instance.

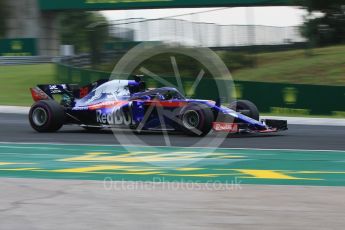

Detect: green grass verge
[232,45,345,86]
[0,64,57,106]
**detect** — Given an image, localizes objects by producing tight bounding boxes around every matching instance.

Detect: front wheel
[229,100,259,121]
[29,100,65,132]
[179,103,214,137]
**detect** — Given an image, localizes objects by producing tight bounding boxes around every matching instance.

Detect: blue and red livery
[29,77,287,136]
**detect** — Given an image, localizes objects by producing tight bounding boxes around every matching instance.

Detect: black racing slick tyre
[29,100,65,132]
[229,100,260,121]
[179,103,214,137]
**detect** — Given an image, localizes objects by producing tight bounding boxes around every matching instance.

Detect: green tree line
[296,0,345,46]
[0,0,7,38]
[58,11,109,53]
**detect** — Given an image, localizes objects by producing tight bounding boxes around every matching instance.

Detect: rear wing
[30,75,147,102]
[30,79,109,102]
[30,84,76,102]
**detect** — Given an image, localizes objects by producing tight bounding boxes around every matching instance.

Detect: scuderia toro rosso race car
[29,77,287,136]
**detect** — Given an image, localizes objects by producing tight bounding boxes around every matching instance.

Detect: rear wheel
[179,103,214,137]
[29,100,65,132]
[229,100,259,121]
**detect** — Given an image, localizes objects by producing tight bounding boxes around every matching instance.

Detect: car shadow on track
[57,127,285,139]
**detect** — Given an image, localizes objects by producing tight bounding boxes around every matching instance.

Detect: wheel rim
[32,107,48,126]
[182,110,200,129]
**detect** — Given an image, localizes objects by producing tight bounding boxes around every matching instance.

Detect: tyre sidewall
[179,103,214,136]
[29,100,65,132]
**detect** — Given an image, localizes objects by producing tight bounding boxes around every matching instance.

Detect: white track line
[264,115,345,126]
[0,105,29,114]
[0,141,344,153]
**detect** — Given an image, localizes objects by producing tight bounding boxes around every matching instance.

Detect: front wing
[212,119,288,134]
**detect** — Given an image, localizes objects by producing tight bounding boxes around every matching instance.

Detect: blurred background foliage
[0,0,7,38]
[297,0,345,46]
[58,11,110,54]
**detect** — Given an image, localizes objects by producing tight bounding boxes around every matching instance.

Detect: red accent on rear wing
[30,87,50,102]
[79,86,89,98]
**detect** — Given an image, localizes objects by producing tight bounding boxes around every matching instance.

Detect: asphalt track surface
[1,113,345,229]
[1,113,344,150]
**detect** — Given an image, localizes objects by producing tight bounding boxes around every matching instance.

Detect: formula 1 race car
[29,77,287,136]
